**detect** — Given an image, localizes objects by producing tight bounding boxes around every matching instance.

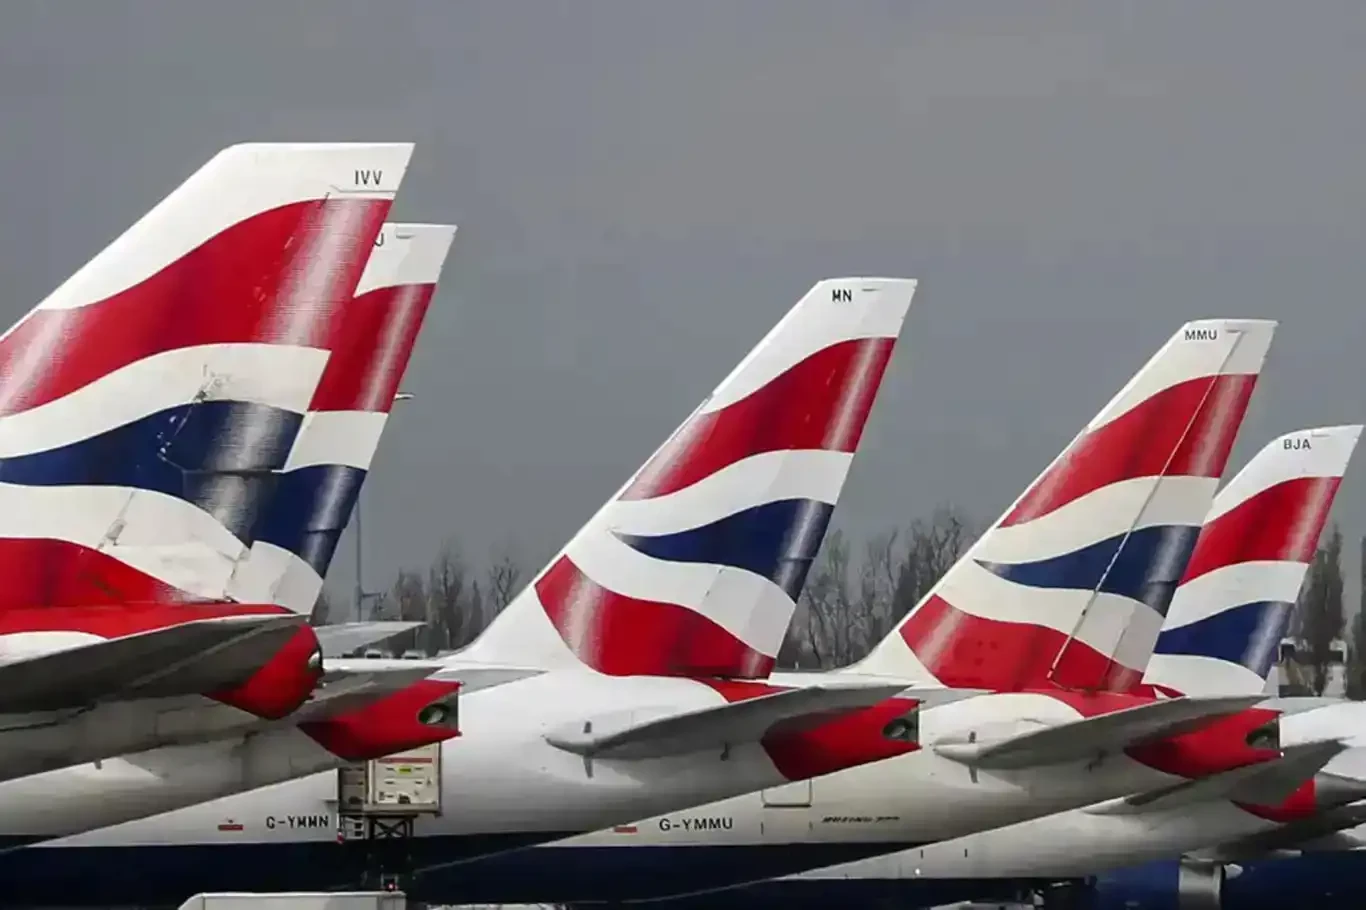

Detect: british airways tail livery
[713,425,1364,910]
[0,278,921,907]
[75,316,1302,910]
[464,278,913,678]
[0,224,464,844]
[0,142,409,610]
[732,426,1366,910]
[225,222,457,614]
[262,318,1289,909]
[855,319,1274,693]
[0,143,416,779]
[1143,424,1362,697]
[376,325,1295,909]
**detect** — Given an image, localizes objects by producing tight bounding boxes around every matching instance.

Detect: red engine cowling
[1126,707,1283,778]
[210,621,324,719]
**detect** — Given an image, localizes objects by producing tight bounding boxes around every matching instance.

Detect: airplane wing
[932,694,1267,770]
[1086,739,1348,816]
[0,614,308,713]
[545,681,913,760]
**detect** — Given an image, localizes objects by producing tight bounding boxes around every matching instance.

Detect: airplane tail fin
[224,222,457,613]
[856,319,1274,691]
[465,278,918,677]
[0,142,412,608]
[1141,425,1362,697]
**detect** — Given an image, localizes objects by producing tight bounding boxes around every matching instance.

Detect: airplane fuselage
[0,681,1278,907]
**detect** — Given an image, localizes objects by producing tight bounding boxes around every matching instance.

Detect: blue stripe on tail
[251,464,366,576]
[975,524,1201,614]
[614,498,834,601]
[1154,600,1294,679]
[0,401,302,542]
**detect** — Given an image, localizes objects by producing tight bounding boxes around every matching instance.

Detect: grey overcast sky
[3,1,1365,612]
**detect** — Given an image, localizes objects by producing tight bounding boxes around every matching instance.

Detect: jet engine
[1173,859,1227,910]
[1051,858,1232,910]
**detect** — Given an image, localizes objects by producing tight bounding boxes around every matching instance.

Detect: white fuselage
[541,687,1219,853]
[778,701,1366,885]
[0,723,353,840]
[0,682,1247,910]
[3,665,801,848]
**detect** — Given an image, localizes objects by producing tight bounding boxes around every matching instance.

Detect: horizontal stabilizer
[314,622,426,657]
[1089,740,1347,816]
[1292,831,1366,852]
[289,665,440,723]
[0,614,306,714]
[933,694,1266,770]
[1257,695,1346,716]
[1199,802,1366,862]
[829,673,990,709]
[881,686,989,710]
[546,681,911,760]
[322,658,542,696]
[295,659,542,722]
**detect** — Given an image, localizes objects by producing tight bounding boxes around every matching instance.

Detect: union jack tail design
[465,278,918,677]
[856,319,1275,692]
[0,142,411,608]
[1142,425,1361,697]
[225,222,456,613]
[0,143,413,719]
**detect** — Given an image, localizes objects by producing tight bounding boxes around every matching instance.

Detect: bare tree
[792,529,859,668]
[781,506,975,670]
[389,569,429,623]
[427,539,483,652]
[891,506,973,622]
[792,528,906,669]
[856,529,906,646]
[1349,535,1366,700]
[1348,612,1366,701]
[484,542,525,618]
[1295,524,1345,696]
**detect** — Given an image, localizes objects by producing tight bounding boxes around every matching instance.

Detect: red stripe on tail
[622,338,895,502]
[1004,375,1257,527]
[536,556,774,678]
[0,200,389,417]
[900,594,1141,693]
[1181,476,1340,585]
[308,282,435,413]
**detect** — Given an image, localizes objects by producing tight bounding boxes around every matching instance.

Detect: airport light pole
[354,392,415,621]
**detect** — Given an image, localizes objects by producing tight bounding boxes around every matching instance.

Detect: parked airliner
[0,142,432,782]
[337,317,1290,906]
[0,275,929,907]
[0,220,474,840]
[669,424,1364,910]
[0,316,1307,910]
